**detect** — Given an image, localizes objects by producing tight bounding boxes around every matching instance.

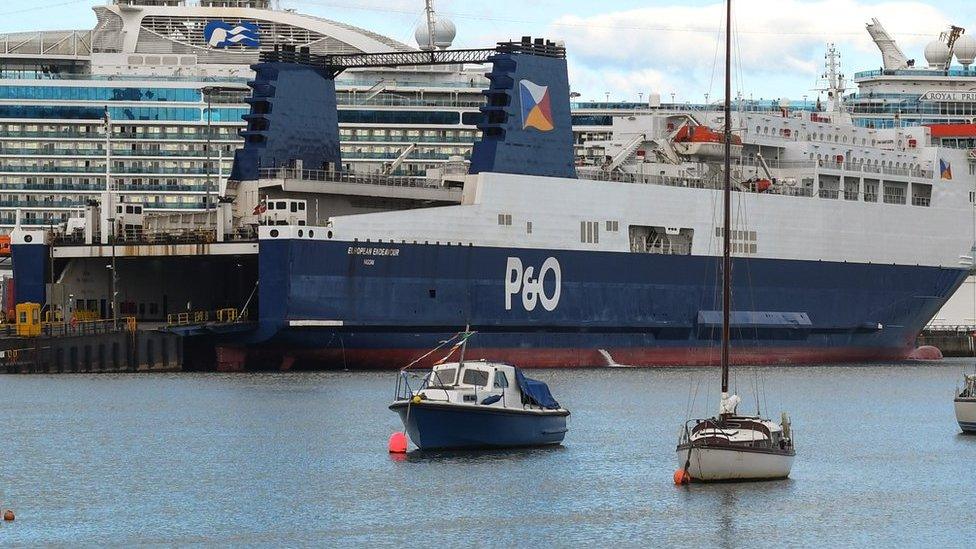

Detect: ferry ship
[224,37,974,369]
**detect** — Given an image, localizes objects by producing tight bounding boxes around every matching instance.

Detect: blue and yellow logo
[204,21,260,49]
[519,79,554,132]
[940,159,953,180]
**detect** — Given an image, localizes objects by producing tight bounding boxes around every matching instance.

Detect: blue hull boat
[390,356,570,451]
[389,401,569,450]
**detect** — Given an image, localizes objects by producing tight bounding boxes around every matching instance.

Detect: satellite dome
[414,16,457,50]
[924,40,951,67]
[955,34,976,67]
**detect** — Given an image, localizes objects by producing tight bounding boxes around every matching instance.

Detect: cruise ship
[208,37,973,369]
[0,0,651,233]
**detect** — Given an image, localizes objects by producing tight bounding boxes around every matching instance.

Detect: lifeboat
[672,124,743,160]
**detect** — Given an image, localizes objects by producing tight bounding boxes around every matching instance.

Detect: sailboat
[673,0,796,483]
[955,370,976,433]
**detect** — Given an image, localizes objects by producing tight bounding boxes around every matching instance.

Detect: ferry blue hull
[246,238,968,369]
[390,402,569,450]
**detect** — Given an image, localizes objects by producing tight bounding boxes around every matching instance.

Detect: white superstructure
[284,110,972,271]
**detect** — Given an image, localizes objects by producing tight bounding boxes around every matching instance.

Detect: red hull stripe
[234,346,911,370]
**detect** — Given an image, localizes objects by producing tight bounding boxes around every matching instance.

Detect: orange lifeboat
[672,125,743,160]
[0,235,10,256]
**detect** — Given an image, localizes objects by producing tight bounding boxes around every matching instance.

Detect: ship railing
[50,227,247,247]
[923,324,976,334]
[166,308,245,327]
[258,167,442,189]
[0,318,127,339]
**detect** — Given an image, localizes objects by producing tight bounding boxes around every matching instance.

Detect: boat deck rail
[51,226,257,247]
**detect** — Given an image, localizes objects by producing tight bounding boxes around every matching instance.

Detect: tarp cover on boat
[515,368,561,409]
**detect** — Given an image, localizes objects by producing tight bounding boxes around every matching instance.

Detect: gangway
[383,143,417,175]
[602,133,645,173]
[359,79,388,103]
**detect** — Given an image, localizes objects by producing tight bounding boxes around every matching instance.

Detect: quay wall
[0,330,182,374]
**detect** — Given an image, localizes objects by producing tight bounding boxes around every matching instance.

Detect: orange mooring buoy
[673,469,690,486]
[388,431,408,454]
[3,509,13,521]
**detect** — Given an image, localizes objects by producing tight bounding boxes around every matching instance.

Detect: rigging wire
[285,0,939,38]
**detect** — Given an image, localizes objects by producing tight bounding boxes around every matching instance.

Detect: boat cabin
[418,360,560,411]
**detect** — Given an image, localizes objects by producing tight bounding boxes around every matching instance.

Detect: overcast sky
[4,0,976,102]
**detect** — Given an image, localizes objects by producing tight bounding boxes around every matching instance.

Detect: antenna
[424,0,436,52]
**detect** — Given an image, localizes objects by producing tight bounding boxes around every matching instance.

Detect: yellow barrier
[74,310,101,322]
[44,310,65,323]
[217,308,238,323]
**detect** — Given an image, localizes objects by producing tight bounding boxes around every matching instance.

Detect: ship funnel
[469,38,577,179]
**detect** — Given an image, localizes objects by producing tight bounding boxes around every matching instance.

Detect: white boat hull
[954,398,976,433]
[676,446,794,482]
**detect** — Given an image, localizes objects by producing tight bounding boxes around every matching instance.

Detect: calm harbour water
[1,360,975,546]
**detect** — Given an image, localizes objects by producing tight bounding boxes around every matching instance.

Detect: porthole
[309,230,314,238]
[327,230,333,239]
[298,229,304,237]
[24,234,32,243]
[270,229,279,238]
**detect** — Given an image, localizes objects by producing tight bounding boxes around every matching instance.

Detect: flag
[433,331,475,365]
[253,202,267,215]
[940,159,953,180]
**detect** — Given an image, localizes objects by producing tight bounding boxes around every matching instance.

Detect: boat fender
[480,394,502,405]
[411,395,422,404]
[673,469,691,485]
[388,432,408,454]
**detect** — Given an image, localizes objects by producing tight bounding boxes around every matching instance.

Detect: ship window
[494,371,509,389]
[428,367,456,388]
[580,221,599,243]
[462,368,489,387]
[497,213,512,226]
[526,221,532,234]
[276,201,286,209]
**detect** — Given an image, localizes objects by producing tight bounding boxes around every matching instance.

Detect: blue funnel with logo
[470,38,577,179]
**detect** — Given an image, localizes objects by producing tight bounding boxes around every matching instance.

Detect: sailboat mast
[721,0,732,394]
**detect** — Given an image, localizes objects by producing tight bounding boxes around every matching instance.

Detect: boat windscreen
[461,368,489,387]
[427,367,457,388]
